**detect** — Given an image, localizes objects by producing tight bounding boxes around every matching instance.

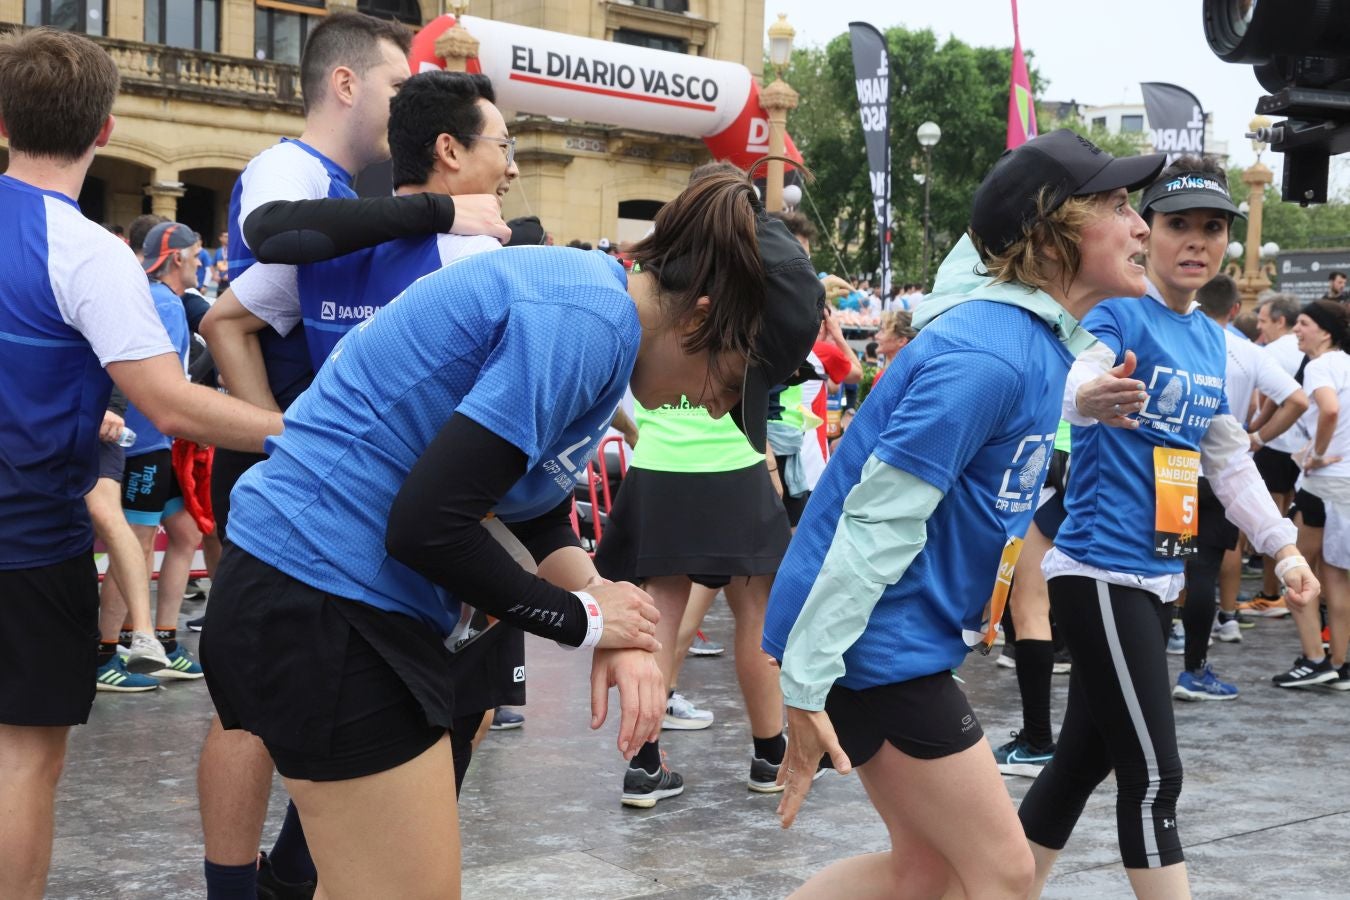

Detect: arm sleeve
[229,263,301,336]
[1201,413,1298,556]
[385,413,589,646]
[1062,339,1119,426]
[503,497,583,564]
[778,457,943,710]
[243,194,459,266]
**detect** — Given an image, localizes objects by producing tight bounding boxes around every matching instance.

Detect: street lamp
[782,183,802,210]
[761,13,798,213]
[916,121,942,287]
[1224,115,1275,307]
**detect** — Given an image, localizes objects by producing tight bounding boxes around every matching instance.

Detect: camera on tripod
[1205,0,1350,205]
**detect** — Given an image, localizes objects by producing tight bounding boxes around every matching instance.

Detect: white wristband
[1274,555,1309,587]
[557,590,604,651]
[1249,431,1265,448]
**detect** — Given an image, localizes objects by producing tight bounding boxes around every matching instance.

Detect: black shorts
[0,554,99,725]
[98,440,125,483]
[825,671,984,767]
[1032,450,1070,539]
[594,463,791,585]
[210,449,266,540]
[1292,488,1327,528]
[775,453,810,527]
[446,621,525,717]
[1254,447,1300,494]
[121,448,183,526]
[1197,477,1240,550]
[202,544,454,782]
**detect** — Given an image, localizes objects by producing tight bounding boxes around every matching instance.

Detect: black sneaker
[1327,662,1350,692]
[992,731,1054,777]
[183,578,207,602]
[186,615,206,633]
[621,759,684,808]
[256,851,316,900]
[748,752,829,793]
[489,707,524,730]
[1272,655,1338,688]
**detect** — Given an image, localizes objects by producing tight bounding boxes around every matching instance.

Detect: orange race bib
[1153,447,1200,558]
[967,535,1024,655]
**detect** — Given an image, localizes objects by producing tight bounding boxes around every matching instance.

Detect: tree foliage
[1226,164,1350,253]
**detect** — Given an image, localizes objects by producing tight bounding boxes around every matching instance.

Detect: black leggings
[1182,543,1224,671]
[1019,577,1184,870]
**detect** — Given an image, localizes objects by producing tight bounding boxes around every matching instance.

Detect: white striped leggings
[1018,576,1184,869]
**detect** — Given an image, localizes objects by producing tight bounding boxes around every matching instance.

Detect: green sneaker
[155,646,204,680]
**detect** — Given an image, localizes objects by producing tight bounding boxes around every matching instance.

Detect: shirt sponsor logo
[1139,365,1223,433]
[319,303,379,322]
[320,301,335,320]
[996,433,1056,512]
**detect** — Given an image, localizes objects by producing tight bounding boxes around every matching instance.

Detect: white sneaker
[123,631,171,675]
[1212,617,1243,643]
[663,691,714,730]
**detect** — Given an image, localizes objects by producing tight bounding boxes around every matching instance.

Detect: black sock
[97,640,119,666]
[267,801,316,884]
[119,628,133,646]
[203,858,258,900]
[1015,639,1054,750]
[629,739,661,772]
[753,732,786,765]
[156,627,178,654]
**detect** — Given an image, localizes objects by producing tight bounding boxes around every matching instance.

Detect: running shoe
[1166,621,1185,655]
[992,731,1054,777]
[621,755,684,808]
[1242,554,1264,576]
[1172,664,1239,701]
[1272,655,1338,688]
[1327,663,1350,692]
[1237,594,1290,618]
[186,615,206,633]
[1212,614,1243,644]
[688,631,725,657]
[96,656,160,693]
[183,578,207,602]
[256,850,316,900]
[154,646,204,680]
[995,643,1016,669]
[123,631,171,674]
[489,708,524,730]
[663,691,714,730]
[747,752,829,793]
[1052,647,1072,675]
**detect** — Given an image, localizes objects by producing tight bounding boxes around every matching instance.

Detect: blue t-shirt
[763,301,1074,687]
[1055,295,1230,576]
[227,247,639,635]
[0,176,173,568]
[123,281,191,458]
[228,138,355,410]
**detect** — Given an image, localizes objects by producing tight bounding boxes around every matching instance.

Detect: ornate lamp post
[435,0,479,72]
[916,120,942,287]
[1225,115,1276,308]
[762,13,798,213]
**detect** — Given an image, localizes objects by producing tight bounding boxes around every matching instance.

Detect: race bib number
[964,535,1023,654]
[1153,447,1200,558]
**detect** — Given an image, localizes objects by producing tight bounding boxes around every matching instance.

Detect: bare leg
[85,477,153,634]
[1009,522,1053,641]
[641,576,691,692]
[1323,563,1350,668]
[1027,841,1060,899]
[0,725,69,900]
[1293,516,1327,660]
[723,576,783,738]
[197,718,276,866]
[1124,864,1192,899]
[284,735,460,899]
[669,584,717,692]
[155,508,200,633]
[468,709,493,753]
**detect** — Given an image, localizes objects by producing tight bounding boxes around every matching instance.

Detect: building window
[254,2,323,65]
[631,0,689,11]
[1091,116,1107,130]
[24,0,107,35]
[1121,114,1145,133]
[613,28,687,54]
[357,0,421,25]
[145,0,219,51]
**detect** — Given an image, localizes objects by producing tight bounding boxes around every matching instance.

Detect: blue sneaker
[1166,621,1185,655]
[992,731,1054,777]
[154,646,204,680]
[96,656,160,693]
[490,707,524,730]
[1172,664,1239,701]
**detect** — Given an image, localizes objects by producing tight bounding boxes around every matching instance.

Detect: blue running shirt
[122,281,192,457]
[227,139,355,409]
[1055,294,1230,576]
[763,301,1074,687]
[0,175,173,568]
[227,247,639,634]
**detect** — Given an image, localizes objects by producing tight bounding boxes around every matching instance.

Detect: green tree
[1226,164,1350,258]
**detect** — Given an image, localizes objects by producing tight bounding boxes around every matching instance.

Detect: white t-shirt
[1295,350,1350,478]
[1224,330,1300,428]
[1264,332,1306,452]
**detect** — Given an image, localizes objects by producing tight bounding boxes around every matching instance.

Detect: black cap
[141,221,198,274]
[505,215,546,246]
[728,212,825,453]
[970,129,1166,256]
[1138,171,1244,220]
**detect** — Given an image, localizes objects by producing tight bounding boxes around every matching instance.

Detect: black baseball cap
[1138,171,1244,220]
[728,212,825,453]
[970,129,1165,257]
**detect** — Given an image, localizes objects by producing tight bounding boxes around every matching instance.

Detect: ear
[680,295,712,336]
[437,134,464,173]
[330,65,358,109]
[94,114,115,148]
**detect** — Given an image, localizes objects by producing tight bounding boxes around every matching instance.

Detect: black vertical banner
[849,22,890,293]
[1141,82,1206,165]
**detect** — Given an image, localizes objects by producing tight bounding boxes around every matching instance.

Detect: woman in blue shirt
[1020,157,1321,897]
[199,170,824,898]
[762,130,1166,899]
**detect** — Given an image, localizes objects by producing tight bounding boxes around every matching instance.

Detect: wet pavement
[48,585,1350,899]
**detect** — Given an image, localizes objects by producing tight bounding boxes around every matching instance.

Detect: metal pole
[921,146,933,288]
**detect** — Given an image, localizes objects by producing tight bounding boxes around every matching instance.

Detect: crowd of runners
[2,13,1347,900]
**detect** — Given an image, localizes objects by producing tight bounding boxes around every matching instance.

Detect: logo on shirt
[320,301,336,321]
[996,433,1056,513]
[1138,366,1223,434]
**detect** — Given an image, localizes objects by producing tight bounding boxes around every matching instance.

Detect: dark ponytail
[628,168,766,359]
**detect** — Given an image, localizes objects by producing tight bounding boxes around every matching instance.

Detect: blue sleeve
[1080,301,1126,361]
[871,349,1023,494]
[456,301,629,468]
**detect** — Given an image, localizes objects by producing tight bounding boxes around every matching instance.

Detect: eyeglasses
[459,134,516,168]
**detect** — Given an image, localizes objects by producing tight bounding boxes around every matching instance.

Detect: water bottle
[116,427,137,449]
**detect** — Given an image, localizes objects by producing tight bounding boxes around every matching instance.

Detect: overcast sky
[768,0,1350,195]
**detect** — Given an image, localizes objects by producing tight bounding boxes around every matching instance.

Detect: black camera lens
[1204,0,1350,63]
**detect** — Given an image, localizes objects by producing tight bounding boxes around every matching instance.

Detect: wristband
[1274,555,1309,587]
[1249,431,1264,448]
[557,590,604,651]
